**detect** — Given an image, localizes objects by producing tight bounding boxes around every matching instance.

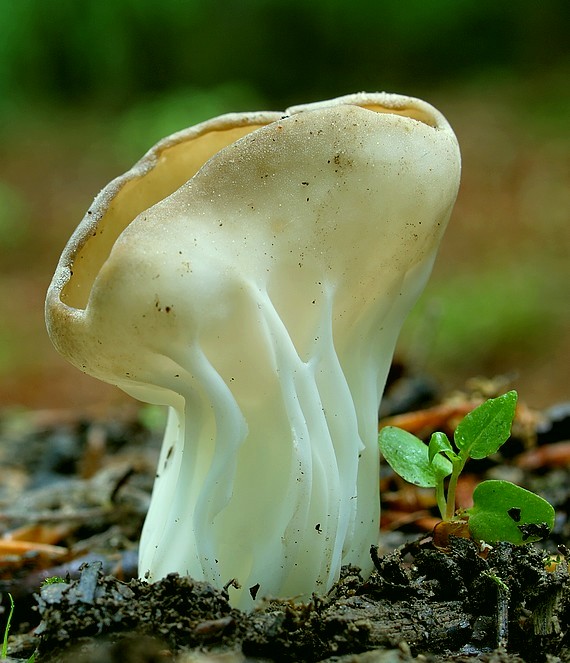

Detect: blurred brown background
[0,0,568,411]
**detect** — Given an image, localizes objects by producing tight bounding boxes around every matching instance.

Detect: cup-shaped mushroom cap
[47,93,459,396]
[46,92,460,608]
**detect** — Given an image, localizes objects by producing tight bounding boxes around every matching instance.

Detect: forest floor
[1,375,568,662]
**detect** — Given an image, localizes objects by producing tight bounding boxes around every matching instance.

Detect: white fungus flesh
[46,92,461,609]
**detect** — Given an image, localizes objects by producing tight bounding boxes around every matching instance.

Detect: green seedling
[2,593,36,662]
[1,593,13,659]
[379,390,555,544]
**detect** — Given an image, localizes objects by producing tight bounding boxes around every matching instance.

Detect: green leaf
[379,426,452,488]
[468,479,555,545]
[428,431,456,463]
[454,390,518,459]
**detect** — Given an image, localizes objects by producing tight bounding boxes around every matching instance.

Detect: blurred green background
[0,0,568,410]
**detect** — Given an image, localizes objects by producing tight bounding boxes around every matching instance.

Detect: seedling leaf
[379,426,452,488]
[468,479,555,544]
[454,391,517,459]
[428,431,456,463]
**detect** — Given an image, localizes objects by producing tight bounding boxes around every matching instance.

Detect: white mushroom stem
[45,93,461,609]
[139,283,376,603]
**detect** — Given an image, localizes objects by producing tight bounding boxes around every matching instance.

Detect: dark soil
[1,381,569,662]
[33,537,569,663]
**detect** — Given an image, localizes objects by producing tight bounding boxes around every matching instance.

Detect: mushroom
[46,92,461,609]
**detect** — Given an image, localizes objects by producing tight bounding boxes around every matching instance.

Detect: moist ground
[32,536,569,662]
[1,383,569,662]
